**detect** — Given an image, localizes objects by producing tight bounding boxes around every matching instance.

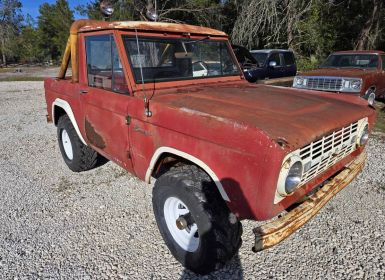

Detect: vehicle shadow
[179,254,244,279]
[95,154,109,168]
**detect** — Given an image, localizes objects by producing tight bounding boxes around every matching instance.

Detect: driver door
[80,33,133,170]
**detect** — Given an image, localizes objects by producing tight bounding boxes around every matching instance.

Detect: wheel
[57,115,102,172]
[365,88,376,106]
[152,165,242,274]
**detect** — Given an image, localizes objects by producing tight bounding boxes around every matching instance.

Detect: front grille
[306,77,343,91]
[298,121,360,187]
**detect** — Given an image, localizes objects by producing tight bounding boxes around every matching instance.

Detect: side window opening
[381,55,385,70]
[283,52,295,66]
[85,34,129,94]
[111,39,130,94]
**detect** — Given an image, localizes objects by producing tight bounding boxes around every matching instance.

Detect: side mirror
[269,61,277,67]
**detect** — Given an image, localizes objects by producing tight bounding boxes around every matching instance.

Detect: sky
[20,0,89,20]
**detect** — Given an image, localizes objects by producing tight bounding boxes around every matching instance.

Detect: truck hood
[301,68,376,79]
[152,82,373,150]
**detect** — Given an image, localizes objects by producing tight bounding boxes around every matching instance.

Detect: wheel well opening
[151,152,232,208]
[54,106,67,126]
[152,153,193,179]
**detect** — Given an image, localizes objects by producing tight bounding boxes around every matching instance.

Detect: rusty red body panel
[77,20,227,37]
[294,50,385,98]
[45,20,375,234]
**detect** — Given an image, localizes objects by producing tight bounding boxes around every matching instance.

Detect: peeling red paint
[85,119,106,150]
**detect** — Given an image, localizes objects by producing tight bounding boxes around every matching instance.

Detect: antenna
[135,29,152,117]
[154,0,157,22]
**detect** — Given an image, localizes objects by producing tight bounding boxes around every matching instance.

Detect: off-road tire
[57,115,101,172]
[152,165,242,274]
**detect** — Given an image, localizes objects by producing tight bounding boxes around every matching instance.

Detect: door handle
[80,89,88,94]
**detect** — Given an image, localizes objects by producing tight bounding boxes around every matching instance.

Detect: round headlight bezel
[359,124,369,146]
[277,155,303,196]
[295,77,304,86]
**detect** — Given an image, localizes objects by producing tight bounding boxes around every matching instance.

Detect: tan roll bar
[58,20,101,83]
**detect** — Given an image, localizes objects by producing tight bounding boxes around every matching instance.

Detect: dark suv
[250,49,297,79]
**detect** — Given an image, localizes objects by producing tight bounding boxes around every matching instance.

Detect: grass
[0,76,45,82]
[374,101,385,134]
[0,68,11,73]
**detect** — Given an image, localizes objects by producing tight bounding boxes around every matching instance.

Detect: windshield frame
[120,33,242,85]
[320,53,380,69]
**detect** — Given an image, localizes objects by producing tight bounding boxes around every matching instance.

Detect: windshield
[321,54,379,69]
[123,36,240,83]
[251,53,268,66]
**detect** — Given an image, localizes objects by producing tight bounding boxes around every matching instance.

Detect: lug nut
[176,217,188,230]
[175,213,193,230]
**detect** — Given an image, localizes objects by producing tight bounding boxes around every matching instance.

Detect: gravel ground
[0,81,384,279]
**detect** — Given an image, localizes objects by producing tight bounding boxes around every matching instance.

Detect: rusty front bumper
[253,152,367,252]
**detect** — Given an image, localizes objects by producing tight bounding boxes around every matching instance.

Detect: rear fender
[52,98,87,145]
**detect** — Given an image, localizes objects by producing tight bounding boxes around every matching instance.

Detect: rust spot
[276,137,289,148]
[85,119,106,149]
[77,20,227,37]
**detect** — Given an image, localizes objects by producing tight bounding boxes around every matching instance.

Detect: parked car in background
[293,50,385,104]
[232,46,297,82]
[250,49,297,79]
[231,45,260,82]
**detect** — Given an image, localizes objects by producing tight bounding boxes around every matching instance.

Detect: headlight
[341,78,362,92]
[293,77,307,88]
[350,80,362,90]
[359,124,369,146]
[285,161,303,194]
[295,77,304,86]
[277,156,303,196]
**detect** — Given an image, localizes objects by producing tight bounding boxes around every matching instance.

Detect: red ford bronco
[44,19,375,274]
